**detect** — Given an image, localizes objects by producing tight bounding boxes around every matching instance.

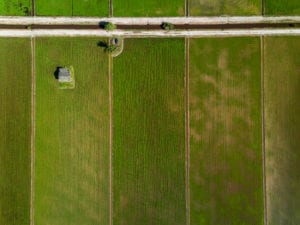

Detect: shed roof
[58,68,71,82]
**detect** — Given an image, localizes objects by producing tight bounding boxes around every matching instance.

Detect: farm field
[113,0,185,16]
[264,37,300,225]
[0,38,32,225]
[189,0,261,16]
[35,0,108,16]
[0,0,31,16]
[113,38,186,225]
[189,38,264,225]
[265,0,300,15]
[34,37,110,225]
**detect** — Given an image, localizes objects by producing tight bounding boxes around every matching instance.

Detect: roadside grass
[189,0,260,16]
[0,0,31,16]
[0,38,31,225]
[265,37,300,225]
[265,0,300,15]
[35,0,108,16]
[113,38,186,225]
[113,0,185,16]
[189,37,263,225]
[34,37,110,225]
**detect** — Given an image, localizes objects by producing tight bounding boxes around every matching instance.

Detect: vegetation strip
[30,36,36,225]
[260,36,267,225]
[109,50,113,225]
[185,37,190,225]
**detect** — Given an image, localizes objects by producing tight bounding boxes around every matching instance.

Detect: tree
[104,22,116,31]
[161,22,174,30]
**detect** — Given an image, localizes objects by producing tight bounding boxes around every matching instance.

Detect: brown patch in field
[202,74,217,87]
[227,182,240,194]
[168,98,181,113]
[177,6,184,15]
[190,127,202,141]
[120,195,128,208]
[218,49,228,70]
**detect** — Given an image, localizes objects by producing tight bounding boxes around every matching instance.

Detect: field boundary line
[30,36,35,225]
[109,46,113,225]
[185,37,190,225]
[262,0,265,16]
[185,0,189,16]
[109,0,113,17]
[31,0,35,16]
[260,35,267,225]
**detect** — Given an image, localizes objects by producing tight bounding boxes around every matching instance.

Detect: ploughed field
[0,37,299,225]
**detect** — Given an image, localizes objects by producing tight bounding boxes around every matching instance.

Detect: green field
[265,37,300,225]
[0,38,32,225]
[189,0,260,16]
[34,37,110,225]
[35,0,108,16]
[265,0,300,15]
[113,0,185,16]
[113,38,186,225]
[189,38,263,225]
[0,0,31,15]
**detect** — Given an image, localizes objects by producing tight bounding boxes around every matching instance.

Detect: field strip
[0,29,299,37]
[185,37,190,225]
[261,36,267,225]
[109,52,113,225]
[30,36,35,225]
[0,16,299,25]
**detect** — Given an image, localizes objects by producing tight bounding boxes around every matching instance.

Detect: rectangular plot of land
[189,38,263,225]
[113,38,186,225]
[35,0,108,16]
[265,0,300,15]
[113,0,185,16]
[265,37,300,225]
[34,38,110,225]
[0,38,31,225]
[189,0,260,16]
[0,0,31,16]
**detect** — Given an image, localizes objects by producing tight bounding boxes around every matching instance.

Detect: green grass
[265,0,300,15]
[34,37,110,225]
[0,0,31,15]
[265,37,300,225]
[189,0,260,15]
[113,38,186,225]
[189,38,263,225]
[113,0,185,16]
[0,38,31,225]
[35,0,108,16]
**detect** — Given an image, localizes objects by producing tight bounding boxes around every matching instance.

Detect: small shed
[58,68,71,83]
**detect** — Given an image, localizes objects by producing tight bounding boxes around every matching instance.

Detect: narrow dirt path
[185,37,190,225]
[109,0,113,17]
[31,0,35,16]
[30,36,35,225]
[185,0,189,16]
[260,36,267,225]
[109,52,113,225]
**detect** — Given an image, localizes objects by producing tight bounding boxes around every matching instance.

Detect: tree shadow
[99,21,107,29]
[54,67,62,80]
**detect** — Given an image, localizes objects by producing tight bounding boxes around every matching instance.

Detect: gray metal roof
[58,68,71,82]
